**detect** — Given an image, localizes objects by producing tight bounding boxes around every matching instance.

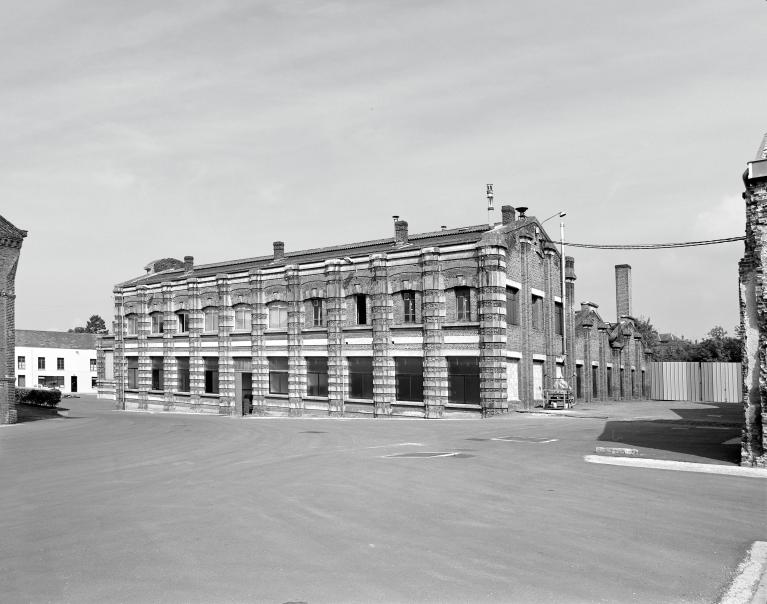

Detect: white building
[16,330,98,394]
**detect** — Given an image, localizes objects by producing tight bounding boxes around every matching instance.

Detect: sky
[2,0,765,340]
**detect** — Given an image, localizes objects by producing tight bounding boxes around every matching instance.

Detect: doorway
[70,376,78,393]
[235,371,253,415]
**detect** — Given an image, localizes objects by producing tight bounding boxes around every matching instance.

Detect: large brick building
[0,215,26,424]
[98,207,648,417]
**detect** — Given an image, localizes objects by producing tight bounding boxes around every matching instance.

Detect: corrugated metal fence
[649,362,742,403]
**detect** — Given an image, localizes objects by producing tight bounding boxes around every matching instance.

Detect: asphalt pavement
[1,396,764,603]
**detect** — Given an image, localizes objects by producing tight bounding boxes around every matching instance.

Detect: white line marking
[722,437,741,445]
[491,437,558,443]
[583,456,767,478]
[719,541,767,604]
[367,442,424,449]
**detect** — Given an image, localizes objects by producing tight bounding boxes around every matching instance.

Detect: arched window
[402,291,417,323]
[150,312,164,334]
[125,314,138,336]
[176,311,189,333]
[203,307,218,332]
[268,302,288,329]
[234,305,252,331]
[308,298,324,327]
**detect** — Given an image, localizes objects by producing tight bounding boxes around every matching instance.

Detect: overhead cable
[562,236,745,250]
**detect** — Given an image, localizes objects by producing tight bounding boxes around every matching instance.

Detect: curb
[584,455,767,478]
[720,541,767,604]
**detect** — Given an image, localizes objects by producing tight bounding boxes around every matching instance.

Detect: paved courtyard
[1,396,764,603]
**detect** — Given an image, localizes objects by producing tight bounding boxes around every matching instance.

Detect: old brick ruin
[740,133,767,467]
[0,215,27,424]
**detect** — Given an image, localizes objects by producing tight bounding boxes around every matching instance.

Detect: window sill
[125,388,139,393]
[173,333,189,337]
[443,321,480,328]
[342,325,371,331]
[303,326,328,332]
[149,390,164,394]
[265,329,288,334]
[393,400,425,406]
[175,392,191,397]
[346,397,373,403]
[231,329,252,335]
[445,402,481,409]
[391,324,422,330]
[305,395,329,401]
[267,393,289,398]
[201,393,220,399]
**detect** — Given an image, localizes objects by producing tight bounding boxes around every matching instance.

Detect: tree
[69,314,108,334]
[634,316,660,354]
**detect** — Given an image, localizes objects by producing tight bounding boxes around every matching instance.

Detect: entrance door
[70,376,77,393]
[532,362,544,401]
[235,372,253,415]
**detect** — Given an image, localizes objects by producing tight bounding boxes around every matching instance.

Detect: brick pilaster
[217,274,234,415]
[187,278,204,411]
[286,266,305,416]
[519,234,534,409]
[582,323,593,404]
[162,283,177,411]
[113,288,126,410]
[421,247,447,418]
[136,285,150,410]
[325,259,345,416]
[249,269,268,415]
[543,246,557,391]
[565,256,577,388]
[598,328,609,401]
[478,244,508,416]
[370,253,394,417]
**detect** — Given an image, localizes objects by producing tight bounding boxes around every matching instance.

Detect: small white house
[16,330,98,394]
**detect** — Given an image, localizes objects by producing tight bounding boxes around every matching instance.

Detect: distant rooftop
[16,330,98,350]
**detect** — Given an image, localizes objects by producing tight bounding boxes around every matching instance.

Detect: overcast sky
[3,1,765,339]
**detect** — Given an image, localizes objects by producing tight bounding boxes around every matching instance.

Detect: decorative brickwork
[478,244,508,416]
[217,274,234,415]
[286,266,306,416]
[370,254,394,416]
[740,154,767,467]
[187,278,204,411]
[325,259,345,416]
[249,269,268,415]
[162,283,177,411]
[518,234,534,408]
[113,289,125,410]
[136,285,150,410]
[421,247,447,418]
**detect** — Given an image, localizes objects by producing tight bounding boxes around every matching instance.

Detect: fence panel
[650,362,742,403]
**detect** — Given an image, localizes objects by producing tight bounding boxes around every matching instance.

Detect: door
[506,360,519,402]
[533,362,544,401]
[235,372,253,415]
[70,376,78,393]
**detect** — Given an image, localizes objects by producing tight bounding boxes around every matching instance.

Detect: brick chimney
[395,220,408,245]
[502,205,516,225]
[273,241,285,261]
[615,264,632,318]
[183,255,194,273]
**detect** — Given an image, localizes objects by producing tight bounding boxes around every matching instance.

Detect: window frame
[506,287,520,326]
[402,291,416,323]
[234,306,252,331]
[306,357,328,397]
[90,358,97,372]
[348,357,373,400]
[554,301,564,336]
[17,356,25,370]
[203,307,219,333]
[176,357,190,392]
[57,357,64,371]
[268,302,288,330]
[127,357,138,390]
[204,357,219,394]
[150,312,164,334]
[38,357,45,370]
[151,356,164,391]
[395,357,424,402]
[176,311,189,333]
[455,287,471,322]
[125,314,138,336]
[354,294,367,325]
[531,294,543,330]
[447,357,480,405]
[310,298,325,327]
[268,357,289,395]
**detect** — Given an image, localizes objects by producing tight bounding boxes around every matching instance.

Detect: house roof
[16,330,98,350]
[0,215,27,242]
[117,216,559,288]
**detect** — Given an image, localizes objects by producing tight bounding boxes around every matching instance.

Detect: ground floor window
[18,375,25,388]
[395,357,423,402]
[447,357,479,404]
[39,376,65,389]
[575,365,583,398]
[204,357,219,394]
[506,360,520,401]
[306,357,328,397]
[91,377,97,388]
[127,357,138,389]
[269,357,289,395]
[607,367,613,397]
[620,368,625,396]
[592,365,599,398]
[348,357,373,399]
[177,357,190,392]
[151,357,163,391]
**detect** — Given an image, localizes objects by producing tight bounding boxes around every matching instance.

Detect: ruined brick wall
[740,154,767,467]
[0,216,26,425]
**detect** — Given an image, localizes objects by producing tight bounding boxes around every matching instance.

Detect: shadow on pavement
[597,402,742,464]
[16,403,69,423]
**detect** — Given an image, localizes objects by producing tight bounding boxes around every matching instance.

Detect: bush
[15,387,62,408]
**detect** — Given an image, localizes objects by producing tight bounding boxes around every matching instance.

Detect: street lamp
[540,211,568,381]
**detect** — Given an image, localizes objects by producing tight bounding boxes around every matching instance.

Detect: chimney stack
[502,205,516,225]
[183,255,194,273]
[273,241,285,261]
[615,264,632,318]
[395,220,408,245]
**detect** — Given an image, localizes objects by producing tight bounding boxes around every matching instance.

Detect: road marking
[594,446,639,456]
[584,456,767,478]
[722,437,741,445]
[367,442,424,449]
[491,436,558,443]
[719,541,767,604]
[383,452,459,458]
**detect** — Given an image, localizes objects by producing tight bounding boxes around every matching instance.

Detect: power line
[562,236,745,250]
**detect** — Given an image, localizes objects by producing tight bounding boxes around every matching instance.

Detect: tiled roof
[16,330,98,350]
[0,214,27,241]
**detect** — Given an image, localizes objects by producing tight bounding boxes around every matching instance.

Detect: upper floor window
[177,311,189,333]
[506,287,520,326]
[126,314,137,336]
[554,302,564,336]
[90,358,97,372]
[150,312,164,334]
[17,356,25,370]
[402,291,416,323]
[354,294,367,325]
[38,357,45,370]
[455,287,471,321]
[268,302,288,329]
[203,307,218,332]
[234,306,251,331]
[531,295,543,330]
[57,357,64,371]
[310,298,324,327]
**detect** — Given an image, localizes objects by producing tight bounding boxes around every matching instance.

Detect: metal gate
[649,362,742,403]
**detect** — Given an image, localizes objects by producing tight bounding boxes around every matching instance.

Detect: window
[90,358,97,372]
[355,294,367,325]
[348,357,373,399]
[620,368,625,397]
[395,357,423,402]
[204,357,219,394]
[39,376,64,389]
[306,357,328,397]
[554,302,563,336]
[151,312,164,334]
[18,375,25,388]
[91,377,97,388]
[576,365,583,398]
[592,365,599,397]
[17,356,25,370]
[531,295,543,330]
[177,311,189,333]
[203,308,219,332]
[506,287,520,326]
[402,291,416,323]
[234,306,251,331]
[38,357,45,370]
[607,367,613,397]
[151,357,163,391]
[127,357,138,389]
[126,314,137,335]
[57,357,64,371]
[310,298,324,327]
[447,357,480,405]
[455,287,471,321]
[177,357,190,392]
[268,357,289,395]
[268,302,288,329]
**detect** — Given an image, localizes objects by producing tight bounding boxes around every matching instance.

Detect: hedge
[15,387,62,408]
